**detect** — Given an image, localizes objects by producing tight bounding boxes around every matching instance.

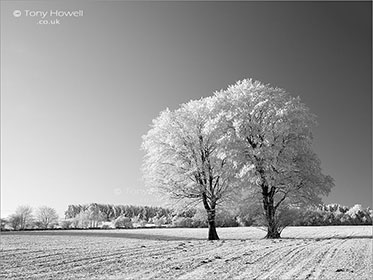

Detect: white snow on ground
[0,226,372,280]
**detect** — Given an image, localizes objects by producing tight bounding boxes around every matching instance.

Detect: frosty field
[1,226,372,280]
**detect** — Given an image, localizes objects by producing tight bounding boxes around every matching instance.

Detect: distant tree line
[61,203,241,229]
[1,203,372,231]
[63,203,173,229]
[297,204,373,226]
[1,205,59,230]
[64,203,172,221]
[172,203,373,228]
[237,203,373,227]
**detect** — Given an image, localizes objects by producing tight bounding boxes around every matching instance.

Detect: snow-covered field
[1,226,372,280]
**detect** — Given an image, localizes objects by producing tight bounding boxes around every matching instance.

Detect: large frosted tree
[142,98,240,240]
[213,79,334,238]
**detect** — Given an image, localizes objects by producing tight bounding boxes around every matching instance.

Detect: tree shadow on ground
[3,231,372,241]
[1,230,203,241]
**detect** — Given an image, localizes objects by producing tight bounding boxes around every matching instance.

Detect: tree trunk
[263,186,281,239]
[202,192,219,240]
[265,215,281,239]
[207,211,219,240]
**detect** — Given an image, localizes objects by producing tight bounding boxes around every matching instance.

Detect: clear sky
[1,1,372,218]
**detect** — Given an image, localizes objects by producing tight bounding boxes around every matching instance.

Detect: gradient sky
[1,1,372,218]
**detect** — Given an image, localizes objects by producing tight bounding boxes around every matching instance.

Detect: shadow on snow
[2,230,372,241]
[1,230,202,241]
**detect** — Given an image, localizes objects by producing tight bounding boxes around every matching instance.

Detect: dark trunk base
[208,221,219,240]
[265,228,281,239]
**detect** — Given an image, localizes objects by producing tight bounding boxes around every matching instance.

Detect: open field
[1,226,372,279]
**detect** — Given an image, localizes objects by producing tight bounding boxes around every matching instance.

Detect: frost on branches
[142,98,242,240]
[142,78,334,240]
[213,79,334,238]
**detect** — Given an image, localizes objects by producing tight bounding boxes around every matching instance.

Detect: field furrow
[1,226,372,280]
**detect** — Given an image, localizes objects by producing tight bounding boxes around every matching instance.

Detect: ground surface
[1,226,372,280]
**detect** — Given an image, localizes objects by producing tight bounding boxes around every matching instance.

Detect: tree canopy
[212,79,334,237]
[142,78,334,239]
[142,98,242,240]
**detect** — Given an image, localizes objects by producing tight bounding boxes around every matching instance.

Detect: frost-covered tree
[8,214,22,230]
[114,216,133,229]
[65,204,84,219]
[35,206,59,229]
[0,218,8,231]
[87,203,105,228]
[97,204,116,221]
[142,98,241,240]
[71,211,90,228]
[213,79,334,238]
[13,205,34,230]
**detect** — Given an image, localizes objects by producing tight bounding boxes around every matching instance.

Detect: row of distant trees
[64,203,172,222]
[63,203,173,229]
[238,203,373,227]
[296,204,373,226]
[1,205,59,230]
[2,203,372,231]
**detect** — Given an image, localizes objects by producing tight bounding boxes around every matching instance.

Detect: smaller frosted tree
[142,98,241,240]
[114,216,133,228]
[12,205,34,230]
[64,205,83,219]
[8,214,22,230]
[35,206,59,229]
[87,203,104,228]
[72,212,90,229]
